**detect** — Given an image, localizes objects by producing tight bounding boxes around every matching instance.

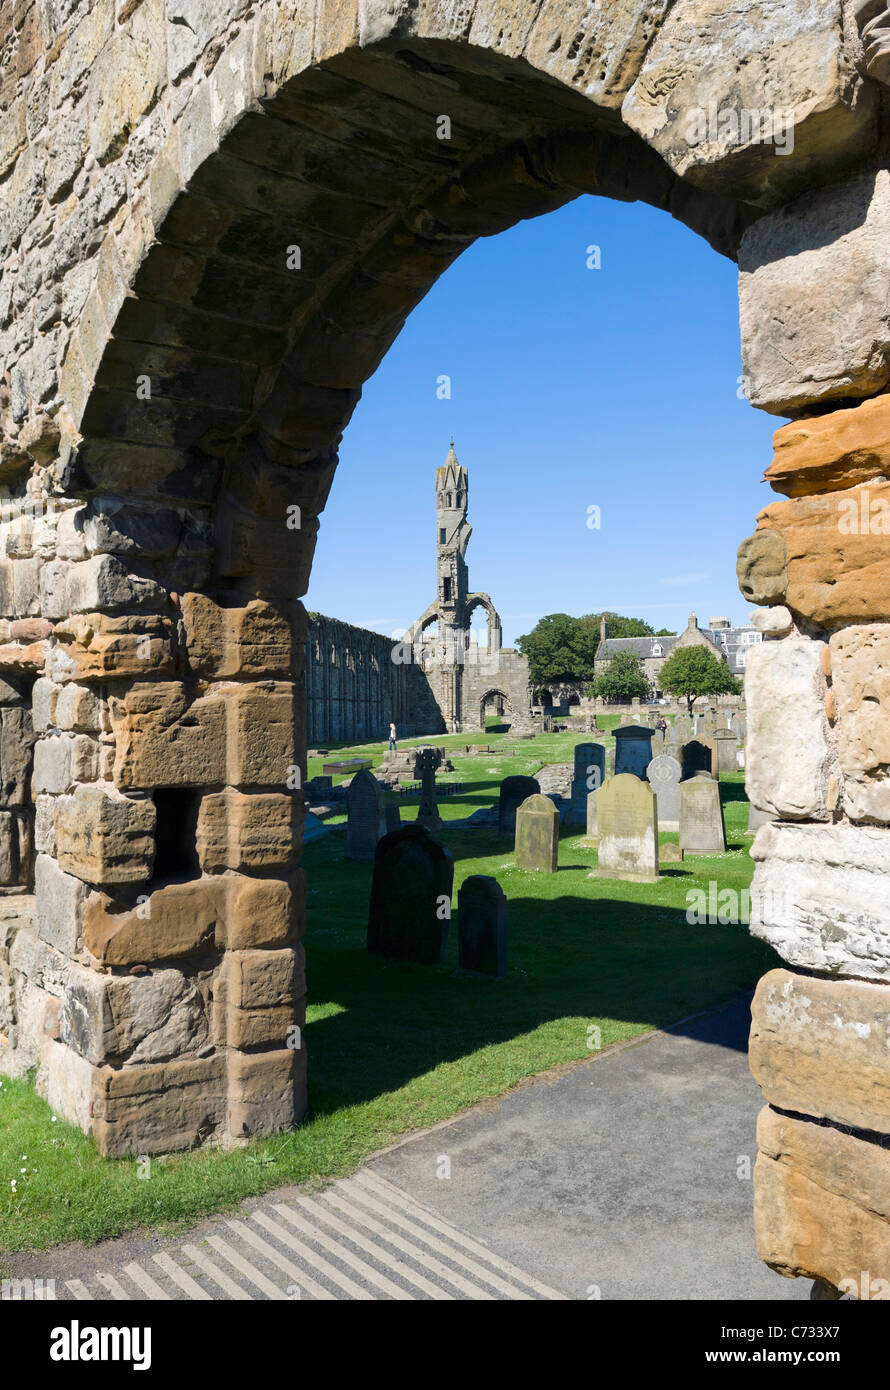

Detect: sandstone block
[32,733,100,794]
[750,821,890,980]
[739,169,890,414]
[226,681,297,787]
[830,625,890,821]
[753,482,890,626]
[181,593,295,678]
[222,870,302,949]
[523,0,673,109]
[111,681,226,788]
[750,969,890,1135]
[751,605,793,636]
[196,790,301,872]
[765,394,890,498]
[226,1046,305,1139]
[736,529,787,606]
[0,705,35,805]
[54,683,103,733]
[85,878,224,965]
[31,676,60,732]
[92,1054,227,1156]
[49,612,176,682]
[744,637,833,819]
[35,1038,95,1134]
[624,0,875,207]
[66,554,165,614]
[755,1106,890,1289]
[34,853,87,956]
[54,783,156,886]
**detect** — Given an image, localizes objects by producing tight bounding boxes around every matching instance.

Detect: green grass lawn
[0,738,775,1259]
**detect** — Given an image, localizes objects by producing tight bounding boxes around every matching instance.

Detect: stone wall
[0,0,888,1290]
[306,612,441,745]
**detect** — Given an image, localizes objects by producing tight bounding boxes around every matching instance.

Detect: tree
[658,645,742,714]
[587,651,651,703]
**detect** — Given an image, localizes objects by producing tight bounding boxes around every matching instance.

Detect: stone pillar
[738,170,890,1291]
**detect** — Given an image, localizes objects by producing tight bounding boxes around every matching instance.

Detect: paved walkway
[4,994,810,1301]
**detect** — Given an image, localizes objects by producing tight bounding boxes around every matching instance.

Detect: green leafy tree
[587,651,651,703]
[658,645,742,715]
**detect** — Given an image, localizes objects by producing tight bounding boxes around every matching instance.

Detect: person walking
[388,721,397,753]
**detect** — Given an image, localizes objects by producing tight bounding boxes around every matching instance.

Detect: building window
[439,528,446,544]
[443,578,452,602]
[652,643,663,657]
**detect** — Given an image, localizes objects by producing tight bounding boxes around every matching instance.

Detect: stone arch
[1,0,889,1295]
[479,686,513,729]
[465,592,502,650]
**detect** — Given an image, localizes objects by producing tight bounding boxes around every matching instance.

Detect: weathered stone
[226,1047,306,1140]
[590,773,658,881]
[54,683,102,733]
[61,961,209,1067]
[646,753,681,828]
[66,554,164,613]
[514,792,559,873]
[196,789,301,872]
[525,0,673,109]
[744,636,833,819]
[739,169,890,414]
[49,612,176,682]
[736,529,788,606]
[0,705,35,805]
[750,968,890,1135]
[92,1054,227,1156]
[753,482,890,626]
[755,1105,890,1289]
[34,853,87,956]
[223,872,302,949]
[830,624,890,821]
[751,605,793,636]
[85,878,222,965]
[181,592,294,678]
[54,784,156,886]
[765,395,890,499]
[367,824,453,963]
[457,875,507,978]
[32,732,100,794]
[624,1,875,208]
[750,821,890,979]
[110,681,226,788]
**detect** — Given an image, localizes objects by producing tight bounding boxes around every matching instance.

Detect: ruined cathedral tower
[408,444,530,733]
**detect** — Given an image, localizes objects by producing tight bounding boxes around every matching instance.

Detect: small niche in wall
[152,788,201,882]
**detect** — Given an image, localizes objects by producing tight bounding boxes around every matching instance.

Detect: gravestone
[673,714,692,745]
[589,773,658,882]
[415,747,443,830]
[515,793,559,872]
[646,753,682,830]
[679,774,726,854]
[680,738,717,781]
[457,875,508,978]
[568,742,605,825]
[585,779,605,841]
[385,803,401,832]
[660,842,684,863]
[498,775,540,836]
[747,803,776,835]
[713,728,739,775]
[345,768,387,860]
[613,725,654,779]
[367,825,454,962]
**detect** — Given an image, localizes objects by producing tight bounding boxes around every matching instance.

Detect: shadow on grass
[303,827,780,1118]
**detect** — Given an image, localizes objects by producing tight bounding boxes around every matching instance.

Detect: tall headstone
[613,725,655,779]
[457,875,508,977]
[345,768,386,860]
[713,728,739,775]
[646,753,682,830]
[680,738,717,781]
[673,713,692,745]
[679,774,726,854]
[514,793,559,872]
[589,773,658,881]
[585,779,604,840]
[415,747,443,830]
[367,825,454,962]
[498,775,540,835]
[568,742,605,825]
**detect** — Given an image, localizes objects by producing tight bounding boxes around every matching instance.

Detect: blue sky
[306,192,786,646]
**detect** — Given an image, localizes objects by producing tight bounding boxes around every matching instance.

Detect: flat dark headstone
[458,875,508,978]
[498,775,540,836]
[367,825,454,963]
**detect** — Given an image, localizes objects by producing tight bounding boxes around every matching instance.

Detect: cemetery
[2,0,890,1314]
